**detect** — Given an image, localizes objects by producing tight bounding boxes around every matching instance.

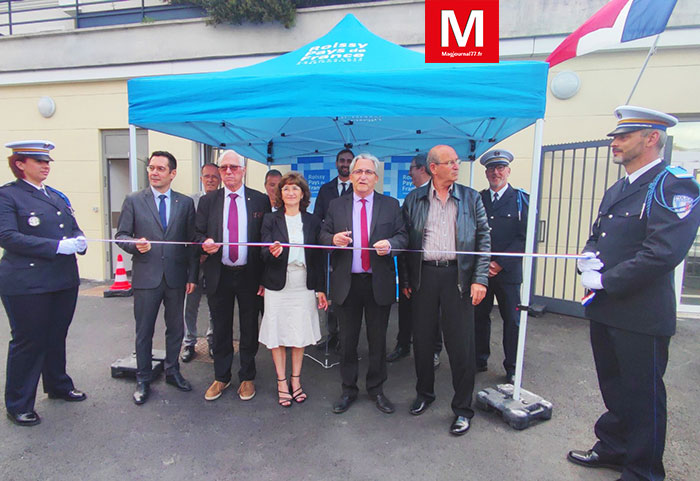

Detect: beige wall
[0,80,195,280]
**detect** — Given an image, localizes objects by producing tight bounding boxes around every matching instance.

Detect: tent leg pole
[512,118,545,401]
[129,125,139,193]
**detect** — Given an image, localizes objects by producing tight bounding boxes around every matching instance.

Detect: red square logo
[425,0,499,63]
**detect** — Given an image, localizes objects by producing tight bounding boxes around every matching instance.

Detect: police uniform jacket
[0,180,84,296]
[480,185,528,284]
[584,162,700,336]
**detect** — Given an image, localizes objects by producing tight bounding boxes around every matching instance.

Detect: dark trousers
[474,276,520,375]
[396,289,443,353]
[590,321,669,481]
[335,274,391,397]
[412,265,475,418]
[133,278,185,382]
[2,287,78,414]
[209,266,259,384]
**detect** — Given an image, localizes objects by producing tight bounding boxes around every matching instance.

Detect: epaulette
[665,165,693,179]
[0,181,13,188]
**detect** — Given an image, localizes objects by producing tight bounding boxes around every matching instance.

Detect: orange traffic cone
[104,254,133,298]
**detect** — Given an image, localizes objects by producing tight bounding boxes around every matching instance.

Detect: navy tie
[158,194,167,230]
[621,177,629,192]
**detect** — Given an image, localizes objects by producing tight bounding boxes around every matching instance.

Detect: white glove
[581,271,603,290]
[75,236,87,253]
[57,238,81,255]
[577,251,603,272]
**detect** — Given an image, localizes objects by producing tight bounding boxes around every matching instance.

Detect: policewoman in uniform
[474,149,528,383]
[0,141,87,427]
[568,107,700,481]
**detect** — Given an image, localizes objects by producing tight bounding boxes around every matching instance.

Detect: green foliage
[171,0,297,28]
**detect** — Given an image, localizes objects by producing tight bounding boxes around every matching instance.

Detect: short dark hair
[336,149,354,162]
[412,153,431,177]
[275,171,311,212]
[201,162,218,173]
[149,151,177,171]
[7,153,27,179]
[265,169,282,184]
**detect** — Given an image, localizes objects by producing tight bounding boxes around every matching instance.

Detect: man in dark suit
[320,152,407,414]
[568,106,700,481]
[402,144,490,436]
[474,149,528,383]
[196,150,270,402]
[116,151,198,405]
[313,148,354,350]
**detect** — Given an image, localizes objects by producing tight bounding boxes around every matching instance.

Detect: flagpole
[625,34,661,104]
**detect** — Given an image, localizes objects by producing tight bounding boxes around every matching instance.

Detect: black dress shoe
[180,345,195,363]
[386,344,410,362]
[133,382,150,405]
[433,352,441,370]
[166,371,192,392]
[409,397,432,416]
[450,416,470,436]
[374,393,395,414]
[332,394,356,414]
[566,450,623,472]
[7,410,41,427]
[48,389,87,402]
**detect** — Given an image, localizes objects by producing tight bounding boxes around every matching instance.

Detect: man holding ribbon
[570,106,700,481]
[401,144,490,436]
[116,151,198,405]
[320,152,407,415]
[195,150,270,403]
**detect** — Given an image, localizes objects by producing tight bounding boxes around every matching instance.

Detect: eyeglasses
[486,165,507,173]
[434,159,461,167]
[351,168,376,177]
[219,164,242,172]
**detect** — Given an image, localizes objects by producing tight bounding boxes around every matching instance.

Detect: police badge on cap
[607,106,678,137]
[479,149,514,168]
[5,140,55,161]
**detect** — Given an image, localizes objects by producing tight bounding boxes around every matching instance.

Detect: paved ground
[0,283,698,481]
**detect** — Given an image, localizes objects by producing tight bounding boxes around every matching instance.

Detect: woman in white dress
[259,172,328,407]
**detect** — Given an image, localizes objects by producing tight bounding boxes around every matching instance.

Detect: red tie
[228,193,238,263]
[360,199,370,271]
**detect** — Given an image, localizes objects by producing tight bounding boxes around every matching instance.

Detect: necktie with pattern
[228,193,239,263]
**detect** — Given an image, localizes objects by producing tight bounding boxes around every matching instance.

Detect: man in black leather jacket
[401,144,490,436]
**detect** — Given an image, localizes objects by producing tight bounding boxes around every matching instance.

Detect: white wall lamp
[550,71,581,100]
[38,96,56,118]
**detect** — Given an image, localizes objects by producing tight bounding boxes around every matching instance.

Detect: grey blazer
[116,188,198,289]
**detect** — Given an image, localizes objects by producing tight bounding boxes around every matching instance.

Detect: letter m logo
[425,0,499,63]
[442,10,483,48]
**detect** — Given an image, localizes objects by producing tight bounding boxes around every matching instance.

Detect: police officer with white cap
[568,107,700,481]
[0,141,88,426]
[474,149,528,383]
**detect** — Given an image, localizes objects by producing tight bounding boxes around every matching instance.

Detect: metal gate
[532,139,620,317]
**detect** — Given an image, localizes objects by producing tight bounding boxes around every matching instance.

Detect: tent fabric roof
[128,14,548,163]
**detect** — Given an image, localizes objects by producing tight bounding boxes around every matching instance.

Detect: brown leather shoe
[204,381,230,401]
[237,380,256,401]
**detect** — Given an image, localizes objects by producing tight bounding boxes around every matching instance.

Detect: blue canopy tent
[127,14,547,163]
[126,14,550,405]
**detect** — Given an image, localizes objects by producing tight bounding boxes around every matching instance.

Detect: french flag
[546,0,677,67]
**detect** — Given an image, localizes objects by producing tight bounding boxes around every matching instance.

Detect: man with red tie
[320,153,407,415]
[195,150,270,402]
